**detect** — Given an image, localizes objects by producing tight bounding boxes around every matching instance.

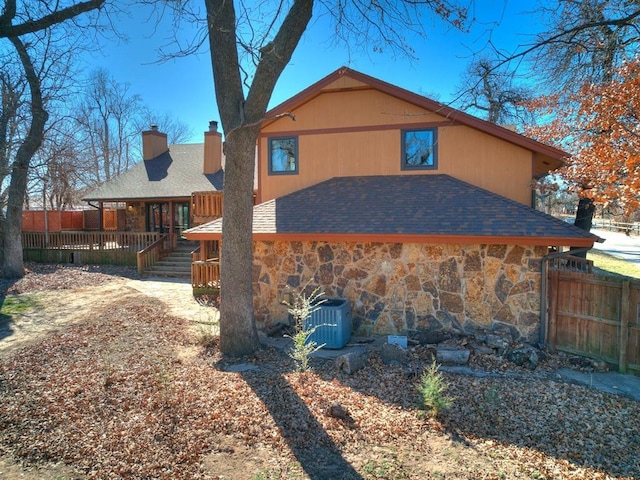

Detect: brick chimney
[203,120,222,174]
[142,124,168,160]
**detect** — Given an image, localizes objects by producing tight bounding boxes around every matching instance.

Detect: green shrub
[282,284,326,372]
[417,362,453,416]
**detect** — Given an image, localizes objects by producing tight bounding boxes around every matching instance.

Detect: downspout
[539,247,590,346]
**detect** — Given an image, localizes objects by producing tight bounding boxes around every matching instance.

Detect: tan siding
[259,87,535,205]
[262,88,444,133]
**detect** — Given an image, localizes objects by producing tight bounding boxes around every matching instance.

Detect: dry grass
[588,250,640,279]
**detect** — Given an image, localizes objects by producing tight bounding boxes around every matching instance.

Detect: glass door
[174,202,190,237]
[147,203,169,233]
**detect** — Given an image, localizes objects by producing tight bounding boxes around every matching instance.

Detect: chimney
[142,124,168,160]
[203,120,222,174]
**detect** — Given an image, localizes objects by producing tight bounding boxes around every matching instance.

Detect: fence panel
[548,270,640,373]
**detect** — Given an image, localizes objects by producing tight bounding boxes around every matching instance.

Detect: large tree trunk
[205,0,313,356]
[571,196,595,258]
[218,127,262,355]
[2,37,48,278]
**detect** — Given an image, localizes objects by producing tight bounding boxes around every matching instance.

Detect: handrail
[192,260,220,290]
[137,234,171,275]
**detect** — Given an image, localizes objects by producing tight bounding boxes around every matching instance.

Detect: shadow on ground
[240,367,362,480]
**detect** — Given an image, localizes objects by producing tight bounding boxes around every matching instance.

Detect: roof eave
[183,231,597,248]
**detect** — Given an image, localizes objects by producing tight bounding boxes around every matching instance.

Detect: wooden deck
[22,231,164,268]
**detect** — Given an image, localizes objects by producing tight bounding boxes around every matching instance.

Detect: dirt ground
[0,264,639,480]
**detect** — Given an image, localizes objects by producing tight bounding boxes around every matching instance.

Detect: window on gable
[268,136,298,174]
[402,128,437,170]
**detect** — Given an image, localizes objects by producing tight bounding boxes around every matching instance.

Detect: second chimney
[204,120,222,174]
[142,124,169,160]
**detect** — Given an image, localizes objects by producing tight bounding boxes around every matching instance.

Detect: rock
[436,347,470,365]
[327,403,354,425]
[485,334,510,350]
[591,360,609,372]
[505,345,539,370]
[335,351,368,375]
[411,328,447,345]
[380,343,407,366]
[471,344,494,355]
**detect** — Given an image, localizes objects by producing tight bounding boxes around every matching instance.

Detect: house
[82,122,225,239]
[184,66,599,342]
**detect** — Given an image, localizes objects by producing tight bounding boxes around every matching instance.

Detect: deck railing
[192,260,220,291]
[547,253,593,273]
[22,231,161,251]
[136,234,176,274]
[192,191,223,220]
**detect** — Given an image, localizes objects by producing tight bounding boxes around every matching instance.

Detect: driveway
[591,228,640,267]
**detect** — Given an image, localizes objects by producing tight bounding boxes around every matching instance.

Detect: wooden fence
[22,231,161,266]
[22,210,84,232]
[547,269,640,374]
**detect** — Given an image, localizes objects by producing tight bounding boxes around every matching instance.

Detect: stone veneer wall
[125,202,146,232]
[252,241,548,342]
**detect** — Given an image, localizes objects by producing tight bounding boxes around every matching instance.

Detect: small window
[402,128,437,170]
[269,136,298,174]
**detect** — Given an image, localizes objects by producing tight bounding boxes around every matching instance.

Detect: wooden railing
[22,231,163,266]
[192,260,220,291]
[192,191,223,220]
[547,253,593,273]
[136,234,176,274]
[23,231,161,251]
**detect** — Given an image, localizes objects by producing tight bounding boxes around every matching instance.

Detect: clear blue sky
[89,0,542,143]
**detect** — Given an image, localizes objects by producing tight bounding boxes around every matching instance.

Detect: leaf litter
[0,264,638,479]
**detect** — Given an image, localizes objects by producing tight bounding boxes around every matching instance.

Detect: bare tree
[530,0,640,91]
[73,68,144,187]
[0,0,107,278]
[455,56,534,127]
[138,109,194,146]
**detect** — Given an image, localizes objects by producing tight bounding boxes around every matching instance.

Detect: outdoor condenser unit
[304,298,352,349]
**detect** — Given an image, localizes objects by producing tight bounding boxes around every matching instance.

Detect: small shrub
[417,362,453,416]
[282,284,326,372]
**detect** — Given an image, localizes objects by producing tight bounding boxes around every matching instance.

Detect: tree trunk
[571,196,595,258]
[218,127,262,355]
[205,0,313,356]
[2,37,48,278]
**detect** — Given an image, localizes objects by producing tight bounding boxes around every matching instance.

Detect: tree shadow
[309,348,640,479]
[240,367,362,480]
[0,296,15,342]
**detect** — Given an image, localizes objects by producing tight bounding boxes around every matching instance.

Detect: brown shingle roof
[184,175,599,247]
[83,144,223,202]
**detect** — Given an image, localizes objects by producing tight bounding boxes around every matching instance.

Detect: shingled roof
[184,175,599,247]
[83,144,223,202]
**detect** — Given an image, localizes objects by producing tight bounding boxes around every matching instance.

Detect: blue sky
[89,0,542,143]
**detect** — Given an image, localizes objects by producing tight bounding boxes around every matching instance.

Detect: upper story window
[402,128,437,170]
[269,136,298,174]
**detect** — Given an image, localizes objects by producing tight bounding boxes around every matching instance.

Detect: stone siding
[252,241,547,342]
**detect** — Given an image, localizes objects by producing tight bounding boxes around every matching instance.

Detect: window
[402,128,437,170]
[269,136,298,174]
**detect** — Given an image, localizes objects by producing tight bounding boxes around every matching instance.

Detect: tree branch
[0,0,105,38]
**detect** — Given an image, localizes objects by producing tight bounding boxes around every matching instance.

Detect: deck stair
[144,240,197,279]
